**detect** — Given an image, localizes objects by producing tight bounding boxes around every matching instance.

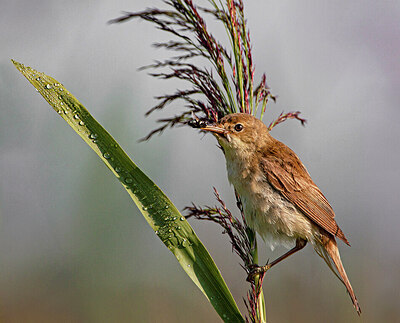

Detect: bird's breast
[225,154,317,249]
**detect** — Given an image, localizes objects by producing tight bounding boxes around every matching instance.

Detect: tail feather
[315,237,361,315]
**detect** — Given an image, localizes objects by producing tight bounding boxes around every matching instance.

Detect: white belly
[226,159,318,250]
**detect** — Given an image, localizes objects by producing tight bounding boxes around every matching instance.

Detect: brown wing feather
[260,141,350,245]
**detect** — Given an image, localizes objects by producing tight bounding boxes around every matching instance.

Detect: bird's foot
[246,263,271,282]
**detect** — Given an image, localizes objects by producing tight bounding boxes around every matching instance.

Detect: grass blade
[12,59,244,322]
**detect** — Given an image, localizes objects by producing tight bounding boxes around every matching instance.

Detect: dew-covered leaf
[12,60,244,322]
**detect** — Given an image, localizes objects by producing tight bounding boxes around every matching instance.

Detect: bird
[201,112,361,315]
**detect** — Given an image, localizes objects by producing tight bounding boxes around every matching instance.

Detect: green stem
[251,233,267,323]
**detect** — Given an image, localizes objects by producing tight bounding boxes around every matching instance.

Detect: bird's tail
[315,236,361,315]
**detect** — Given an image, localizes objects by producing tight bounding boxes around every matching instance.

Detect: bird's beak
[201,125,231,142]
[200,125,226,135]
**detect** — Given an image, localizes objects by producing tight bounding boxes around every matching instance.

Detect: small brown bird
[201,113,361,315]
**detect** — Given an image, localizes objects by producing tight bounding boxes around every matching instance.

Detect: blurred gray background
[1,0,399,322]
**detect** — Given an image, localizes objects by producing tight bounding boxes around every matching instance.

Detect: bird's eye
[234,123,244,132]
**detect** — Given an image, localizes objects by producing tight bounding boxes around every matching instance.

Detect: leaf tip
[11,59,25,72]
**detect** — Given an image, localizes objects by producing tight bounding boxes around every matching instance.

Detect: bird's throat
[224,147,255,188]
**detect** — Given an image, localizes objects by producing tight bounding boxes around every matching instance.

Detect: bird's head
[201,113,271,154]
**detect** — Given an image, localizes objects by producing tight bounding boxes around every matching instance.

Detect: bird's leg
[247,239,307,282]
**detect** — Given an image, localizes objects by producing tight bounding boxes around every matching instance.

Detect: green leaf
[12,59,244,323]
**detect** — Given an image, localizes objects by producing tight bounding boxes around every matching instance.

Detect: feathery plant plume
[268,111,307,130]
[185,188,266,322]
[110,0,305,140]
[185,188,254,271]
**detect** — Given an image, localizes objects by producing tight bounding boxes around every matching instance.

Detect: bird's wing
[260,144,350,245]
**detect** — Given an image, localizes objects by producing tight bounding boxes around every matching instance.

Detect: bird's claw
[246,264,270,282]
